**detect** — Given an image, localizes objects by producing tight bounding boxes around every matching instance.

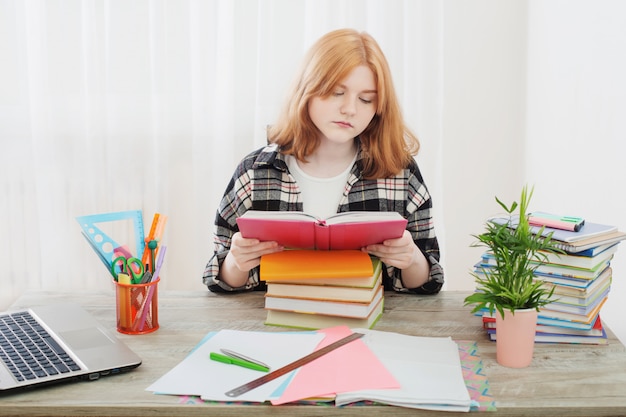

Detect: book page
[239,211,319,222]
[324,211,404,225]
[335,329,471,411]
[145,329,324,402]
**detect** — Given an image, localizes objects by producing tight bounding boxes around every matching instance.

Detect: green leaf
[464,184,562,312]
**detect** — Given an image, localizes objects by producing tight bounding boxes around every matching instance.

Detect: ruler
[224,332,364,398]
[80,232,115,277]
[76,210,145,267]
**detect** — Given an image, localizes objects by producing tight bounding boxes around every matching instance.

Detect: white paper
[146,329,324,403]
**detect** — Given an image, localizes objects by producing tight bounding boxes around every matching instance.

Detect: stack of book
[476,215,626,345]
[260,250,384,330]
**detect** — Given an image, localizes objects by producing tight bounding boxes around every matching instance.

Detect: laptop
[0,303,142,393]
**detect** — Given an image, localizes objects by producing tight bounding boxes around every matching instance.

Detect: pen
[220,348,270,369]
[210,352,270,372]
[152,245,167,281]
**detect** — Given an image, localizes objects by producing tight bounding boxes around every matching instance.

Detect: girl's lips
[334,121,353,128]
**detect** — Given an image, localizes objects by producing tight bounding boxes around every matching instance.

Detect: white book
[264,286,383,319]
[265,298,384,330]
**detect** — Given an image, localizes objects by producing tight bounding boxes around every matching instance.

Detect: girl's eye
[333,91,344,96]
[359,97,373,104]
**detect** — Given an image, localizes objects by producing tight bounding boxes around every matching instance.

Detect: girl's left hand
[362,230,421,270]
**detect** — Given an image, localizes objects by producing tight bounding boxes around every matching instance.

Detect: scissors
[111,256,144,284]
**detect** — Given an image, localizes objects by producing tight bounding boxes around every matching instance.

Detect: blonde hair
[268,28,420,179]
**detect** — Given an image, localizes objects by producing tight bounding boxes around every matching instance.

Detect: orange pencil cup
[113,278,160,335]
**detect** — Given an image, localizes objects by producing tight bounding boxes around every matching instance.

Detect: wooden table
[2,290,626,416]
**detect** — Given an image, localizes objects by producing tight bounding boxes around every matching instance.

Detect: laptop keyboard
[0,311,82,382]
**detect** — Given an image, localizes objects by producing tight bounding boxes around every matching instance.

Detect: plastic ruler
[75,210,146,268]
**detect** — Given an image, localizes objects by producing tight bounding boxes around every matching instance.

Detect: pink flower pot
[495,308,538,368]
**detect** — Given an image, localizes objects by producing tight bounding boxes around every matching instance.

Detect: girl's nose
[340,96,356,116]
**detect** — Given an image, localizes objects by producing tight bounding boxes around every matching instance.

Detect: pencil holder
[113,278,160,335]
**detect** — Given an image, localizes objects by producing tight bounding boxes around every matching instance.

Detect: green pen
[209,352,270,372]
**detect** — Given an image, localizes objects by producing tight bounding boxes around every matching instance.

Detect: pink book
[236,211,407,250]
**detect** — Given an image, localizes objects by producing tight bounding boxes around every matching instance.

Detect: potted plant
[464,185,563,368]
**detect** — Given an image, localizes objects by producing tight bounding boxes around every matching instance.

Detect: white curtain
[0,0,444,306]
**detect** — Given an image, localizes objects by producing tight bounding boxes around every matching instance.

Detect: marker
[140,269,153,284]
[528,212,585,232]
[530,212,584,223]
[117,272,131,285]
[210,352,269,372]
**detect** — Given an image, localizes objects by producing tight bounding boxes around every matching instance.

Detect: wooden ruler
[224,332,364,398]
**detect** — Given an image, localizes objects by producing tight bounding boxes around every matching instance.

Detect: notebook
[0,303,142,393]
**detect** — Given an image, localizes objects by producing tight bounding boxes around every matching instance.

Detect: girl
[203,28,444,295]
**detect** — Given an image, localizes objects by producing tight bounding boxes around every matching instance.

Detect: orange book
[265,262,382,302]
[260,250,374,281]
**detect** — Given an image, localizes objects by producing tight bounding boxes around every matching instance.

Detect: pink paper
[272,326,399,405]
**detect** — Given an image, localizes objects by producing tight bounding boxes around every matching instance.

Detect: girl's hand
[228,232,283,272]
[363,230,421,270]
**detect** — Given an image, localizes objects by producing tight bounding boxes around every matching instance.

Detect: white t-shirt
[285,154,357,220]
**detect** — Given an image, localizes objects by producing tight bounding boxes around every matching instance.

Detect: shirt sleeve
[202,159,262,292]
[387,161,444,295]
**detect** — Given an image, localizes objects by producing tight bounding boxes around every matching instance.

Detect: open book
[333,330,472,411]
[236,211,407,250]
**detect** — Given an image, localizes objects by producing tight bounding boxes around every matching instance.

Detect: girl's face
[308,65,378,145]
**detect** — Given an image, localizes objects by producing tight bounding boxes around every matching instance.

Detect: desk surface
[2,290,626,417]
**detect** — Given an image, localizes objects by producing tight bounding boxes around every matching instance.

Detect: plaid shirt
[203,143,444,294]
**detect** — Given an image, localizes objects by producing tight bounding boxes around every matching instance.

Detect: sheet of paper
[334,329,472,412]
[146,329,324,403]
[272,326,399,404]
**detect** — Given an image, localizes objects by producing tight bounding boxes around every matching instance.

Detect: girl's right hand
[227,232,283,272]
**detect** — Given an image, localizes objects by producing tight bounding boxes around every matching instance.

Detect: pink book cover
[237,212,407,250]
[237,218,318,249]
